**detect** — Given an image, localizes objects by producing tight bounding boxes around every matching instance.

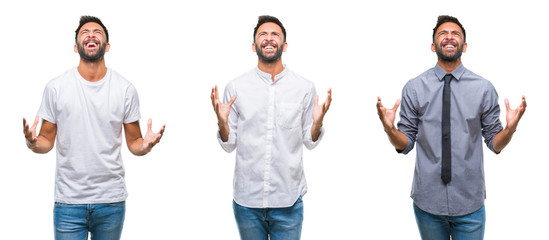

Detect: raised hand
[211,85,236,124]
[313,88,332,125]
[504,96,527,132]
[23,116,39,147]
[377,97,401,131]
[142,118,165,151]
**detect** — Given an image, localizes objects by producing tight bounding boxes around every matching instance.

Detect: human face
[74,22,110,62]
[252,22,287,63]
[431,22,467,62]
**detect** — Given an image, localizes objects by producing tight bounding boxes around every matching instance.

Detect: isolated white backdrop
[1,0,546,239]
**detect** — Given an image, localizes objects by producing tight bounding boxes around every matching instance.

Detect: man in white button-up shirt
[211,15,332,240]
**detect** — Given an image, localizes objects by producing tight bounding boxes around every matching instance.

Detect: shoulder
[41,68,78,96]
[403,67,436,90]
[44,68,76,88]
[226,68,256,86]
[109,69,134,87]
[460,67,496,92]
[287,69,314,87]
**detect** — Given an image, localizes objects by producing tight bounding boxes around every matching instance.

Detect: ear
[252,42,256,53]
[282,42,288,52]
[105,43,111,52]
[462,42,467,53]
[74,44,78,53]
[431,43,436,53]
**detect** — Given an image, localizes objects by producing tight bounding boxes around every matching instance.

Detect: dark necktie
[441,74,452,184]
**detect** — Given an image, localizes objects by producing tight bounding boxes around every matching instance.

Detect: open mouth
[262,43,277,51]
[442,42,457,49]
[84,40,99,48]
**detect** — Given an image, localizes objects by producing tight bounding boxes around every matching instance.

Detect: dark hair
[75,15,109,43]
[253,15,286,42]
[432,15,465,42]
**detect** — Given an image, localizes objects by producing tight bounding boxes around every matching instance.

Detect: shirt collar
[254,64,288,84]
[435,63,465,82]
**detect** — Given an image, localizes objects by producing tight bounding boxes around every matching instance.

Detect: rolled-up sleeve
[481,82,503,153]
[397,82,419,154]
[216,83,238,153]
[302,84,323,150]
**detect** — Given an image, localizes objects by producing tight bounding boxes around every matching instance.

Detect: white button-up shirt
[218,66,324,208]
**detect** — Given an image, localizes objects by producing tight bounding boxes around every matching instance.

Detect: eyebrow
[258,31,281,36]
[437,30,461,36]
[80,28,103,33]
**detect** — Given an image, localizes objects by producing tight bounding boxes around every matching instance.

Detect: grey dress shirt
[398,63,503,216]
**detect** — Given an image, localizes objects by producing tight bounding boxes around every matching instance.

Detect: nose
[88,32,98,39]
[444,33,455,41]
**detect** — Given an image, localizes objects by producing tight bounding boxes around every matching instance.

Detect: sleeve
[396,81,418,154]
[302,83,324,150]
[123,84,141,124]
[217,82,238,153]
[481,82,504,153]
[37,84,57,124]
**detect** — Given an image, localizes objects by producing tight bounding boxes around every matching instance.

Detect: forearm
[27,135,55,154]
[218,121,230,142]
[384,126,408,151]
[493,127,516,154]
[127,137,149,156]
[311,122,322,142]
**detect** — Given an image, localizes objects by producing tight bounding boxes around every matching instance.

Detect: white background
[1,0,546,239]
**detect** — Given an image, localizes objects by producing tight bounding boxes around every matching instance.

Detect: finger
[211,86,218,107]
[23,117,28,130]
[214,85,220,100]
[33,116,39,128]
[377,96,383,107]
[324,94,332,111]
[325,88,332,105]
[504,98,511,111]
[147,118,152,131]
[522,95,527,108]
[228,95,237,106]
[392,99,401,110]
[158,124,166,135]
[314,95,319,107]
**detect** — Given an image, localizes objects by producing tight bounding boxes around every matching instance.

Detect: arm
[493,96,527,153]
[23,116,57,154]
[376,97,408,151]
[311,88,332,141]
[124,119,165,156]
[211,85,236,142]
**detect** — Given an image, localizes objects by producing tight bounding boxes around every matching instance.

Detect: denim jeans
[53,201,126,240]
[413,203,485,240]
[233,197,303,240]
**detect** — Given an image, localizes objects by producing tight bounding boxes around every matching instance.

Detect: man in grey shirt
[376,15,526,239]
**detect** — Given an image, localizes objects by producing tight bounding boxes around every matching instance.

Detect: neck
[437,58,461,73]
[77,58,107,82]
[257,59,284,82]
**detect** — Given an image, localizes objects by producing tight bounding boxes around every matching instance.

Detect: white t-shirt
[38,67,140,204]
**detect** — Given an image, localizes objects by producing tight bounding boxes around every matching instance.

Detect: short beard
[435,43,464,62]
[255,43,283,63]
[77,42,107,62]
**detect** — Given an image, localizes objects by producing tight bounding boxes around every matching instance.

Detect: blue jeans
[54,201,126,240]
[233,197,303,240]
[413,203,485,240]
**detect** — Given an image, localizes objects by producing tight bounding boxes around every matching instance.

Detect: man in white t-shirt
[23,16,165,240]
